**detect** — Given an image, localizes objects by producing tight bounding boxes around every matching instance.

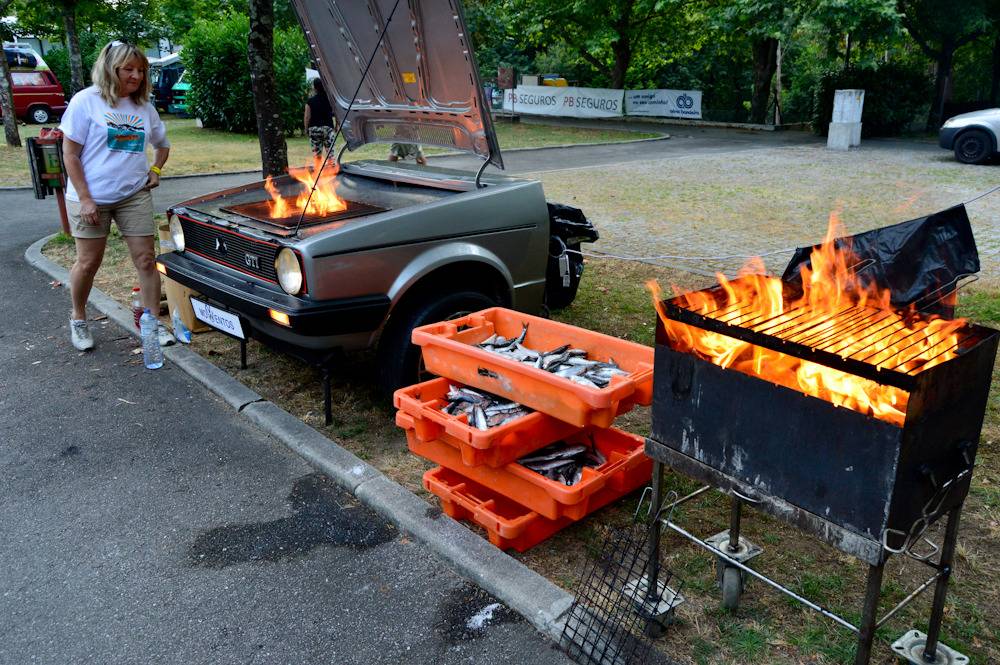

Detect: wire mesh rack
[560,506,684,665]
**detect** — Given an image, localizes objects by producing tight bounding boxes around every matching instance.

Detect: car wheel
[29,106,51,124]
[954,129,992,164]
[376,289,497,399]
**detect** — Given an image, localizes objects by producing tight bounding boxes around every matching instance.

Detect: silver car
[156,0,593,400]
[939,108,1000,164]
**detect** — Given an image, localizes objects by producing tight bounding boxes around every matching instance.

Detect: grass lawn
[0,116,659,187]
[42,140,1000,664]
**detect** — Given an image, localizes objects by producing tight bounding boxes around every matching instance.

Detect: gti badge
[214,237,227,254]
[244,253,260,270]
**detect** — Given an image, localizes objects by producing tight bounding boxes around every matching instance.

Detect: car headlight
[275,247,303,295]
[942,117,957,128]
[168,216,185,252]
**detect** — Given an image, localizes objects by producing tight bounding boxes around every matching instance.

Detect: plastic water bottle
[131,287,143,330]
[140,308,164,370]
[171,308,191,344]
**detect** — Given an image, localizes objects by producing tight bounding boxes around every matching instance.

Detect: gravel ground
[532,141,1000,289]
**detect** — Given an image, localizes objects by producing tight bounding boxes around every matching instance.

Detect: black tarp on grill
[781,204,980,316]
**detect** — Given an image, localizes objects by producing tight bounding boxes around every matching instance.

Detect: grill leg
[922,505,962,662]
[728,497,742,553]
[643,461,666,637]
[854,561,885,665]
[323,368,332,426]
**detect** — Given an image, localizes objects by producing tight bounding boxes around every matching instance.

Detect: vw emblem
[214,237,228,254]
[676,94,694,109]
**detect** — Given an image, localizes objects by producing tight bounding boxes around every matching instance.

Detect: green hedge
[183,12,309,134]
[812,63,931,137]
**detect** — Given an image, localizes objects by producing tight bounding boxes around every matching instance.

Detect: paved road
[0,188,571,663]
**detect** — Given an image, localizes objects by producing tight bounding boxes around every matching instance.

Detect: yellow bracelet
[150,165,162,175]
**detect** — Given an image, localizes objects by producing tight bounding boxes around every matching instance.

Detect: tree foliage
[10,0,998,135]
[897,0,997,128]
[183,12,308,135]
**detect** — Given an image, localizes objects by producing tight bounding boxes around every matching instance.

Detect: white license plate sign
[190,297,245,339]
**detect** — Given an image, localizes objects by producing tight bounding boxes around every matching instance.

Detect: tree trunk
[0,46,22,147]
[990,33,999,107]
[926,38,955,131]
[62,1,85,95]
[608,0,634,89]
[248,0,288,178]
[844,32,852,69]
[749,37,779,125]
[609,38,632,90]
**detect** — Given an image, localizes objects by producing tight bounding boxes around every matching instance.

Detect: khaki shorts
[68,188,154,239]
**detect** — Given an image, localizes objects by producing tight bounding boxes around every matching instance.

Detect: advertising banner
[625,89,703,119]
[503,85,623,118]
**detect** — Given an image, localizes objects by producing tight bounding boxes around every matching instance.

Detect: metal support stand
[641,455,971,665]
[240,337,247,370]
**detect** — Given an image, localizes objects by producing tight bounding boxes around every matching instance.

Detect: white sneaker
[70,319,95,351]
[157,323,176,347]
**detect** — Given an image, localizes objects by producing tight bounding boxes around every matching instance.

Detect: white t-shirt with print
[59,86,170,205]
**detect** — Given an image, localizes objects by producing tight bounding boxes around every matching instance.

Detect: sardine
[518,444,589,464]
[471,405,489,431]
[514,323,529,345]
[523,458,577,472]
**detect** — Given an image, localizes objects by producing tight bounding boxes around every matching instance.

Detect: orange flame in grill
[648,213,967,426]
[264,156,346,219]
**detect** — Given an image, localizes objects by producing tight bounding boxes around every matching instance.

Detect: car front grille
[179,216,280,283]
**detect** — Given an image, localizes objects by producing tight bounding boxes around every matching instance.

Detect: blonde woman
[60,41,173,351]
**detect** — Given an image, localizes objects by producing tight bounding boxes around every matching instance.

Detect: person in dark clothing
[304,78,337,158]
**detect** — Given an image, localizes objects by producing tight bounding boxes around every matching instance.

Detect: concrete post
[827,89,865,151]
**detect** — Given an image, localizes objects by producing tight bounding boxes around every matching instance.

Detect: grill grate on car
[179,216,280,283]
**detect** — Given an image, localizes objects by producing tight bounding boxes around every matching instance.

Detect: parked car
[2,48,66,123]
[156,0,595,397]
[939,108,1000,164]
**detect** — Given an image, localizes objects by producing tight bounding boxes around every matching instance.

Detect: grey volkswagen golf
[156,0,595,399]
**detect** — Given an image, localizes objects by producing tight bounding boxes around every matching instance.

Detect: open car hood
[292,0,503,169]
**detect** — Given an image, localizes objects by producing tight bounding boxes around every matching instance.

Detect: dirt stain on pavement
[188,473,395,568]
[436,583,522,643]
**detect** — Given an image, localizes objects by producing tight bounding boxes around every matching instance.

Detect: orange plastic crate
[423,466,571,552]
[393,377,580,467]
[411,307,654,427]
[408,424,651,521]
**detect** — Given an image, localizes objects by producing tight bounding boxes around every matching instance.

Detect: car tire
[376,289,498,399]
[29,106,51,124]
[954,129,992,165]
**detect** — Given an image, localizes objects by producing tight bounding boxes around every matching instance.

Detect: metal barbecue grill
[644,281,998,665]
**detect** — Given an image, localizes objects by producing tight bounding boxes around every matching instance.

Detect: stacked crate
[393,307,655,552]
